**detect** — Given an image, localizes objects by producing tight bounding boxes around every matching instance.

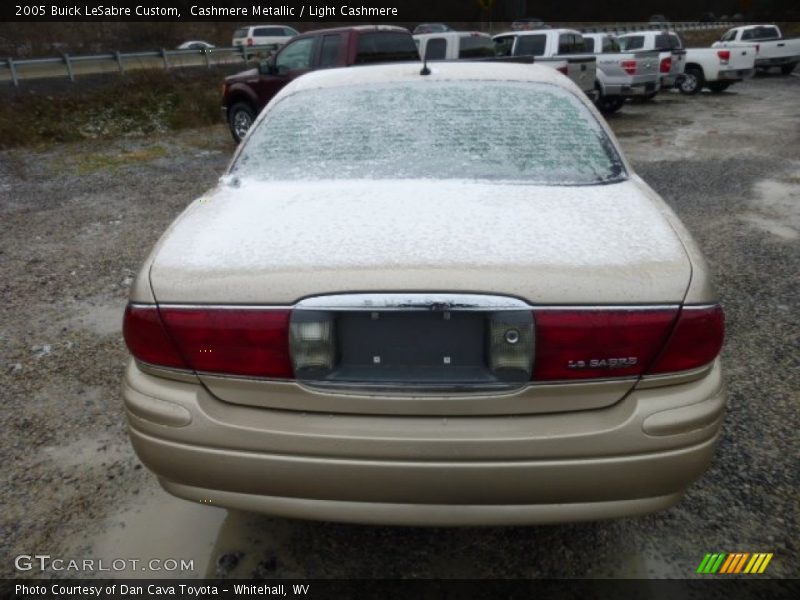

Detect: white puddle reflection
[82,487,227,579]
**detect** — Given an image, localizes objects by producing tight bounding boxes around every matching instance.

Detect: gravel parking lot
[1,73,798,580]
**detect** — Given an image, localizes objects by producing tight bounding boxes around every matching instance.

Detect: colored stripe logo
[697,552,773,574]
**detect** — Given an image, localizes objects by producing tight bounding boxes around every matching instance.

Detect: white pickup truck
[492,29,598,100]
[620,30,755,95]
[713,25,800,74]
[616,31,687,94]
[581,33,660,114]
[664,31,756,94]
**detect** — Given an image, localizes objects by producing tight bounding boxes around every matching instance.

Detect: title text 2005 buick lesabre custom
[122,62,725,525]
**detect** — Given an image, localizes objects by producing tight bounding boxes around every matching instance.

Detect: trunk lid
[149,178,691,306]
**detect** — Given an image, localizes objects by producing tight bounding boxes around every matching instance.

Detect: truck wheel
[228,102,256,143]
[678,67,704,95]
[780,63,797,75]
[708,82,731,93]
[596,95,625,115]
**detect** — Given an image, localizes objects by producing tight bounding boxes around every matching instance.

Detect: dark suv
[222,25,419,142]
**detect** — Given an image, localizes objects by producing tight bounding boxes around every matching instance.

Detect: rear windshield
[355,32,420,64]
[231,81,625,185]
[655,33,682,50]
[233,28,248,38]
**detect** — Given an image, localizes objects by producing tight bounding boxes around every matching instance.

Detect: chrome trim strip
[294,293,530,311]
[130,299,713,312]
[129,302,293,310]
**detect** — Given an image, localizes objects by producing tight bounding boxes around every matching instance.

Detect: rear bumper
[660,74,678,87]
[614,81,658,97]
[718,68,754,81]
[123,360,726,525]
[755,56,799,68]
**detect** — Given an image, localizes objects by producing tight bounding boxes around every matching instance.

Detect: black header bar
[2,1,799,23]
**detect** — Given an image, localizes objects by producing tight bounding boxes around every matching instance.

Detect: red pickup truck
[222,25,420,142]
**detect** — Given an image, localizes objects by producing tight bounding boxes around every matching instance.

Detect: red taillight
[647,305,724,374]
[717,50,730,65]
[621,59,637,75]
[246,38,254,46]
[557,65,568,75]
[660,56,672,73]
[755,44,760,54]
[532,309,678,381]
[123,305,187,370]
[124,304,293,378]
[160,307,293,378]
[123,303,723,383]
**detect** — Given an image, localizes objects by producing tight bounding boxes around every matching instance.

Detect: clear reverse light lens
[290,312,336,373]
[488,315,534,375]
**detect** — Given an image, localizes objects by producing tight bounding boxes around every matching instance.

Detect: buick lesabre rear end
[122,62,726,525]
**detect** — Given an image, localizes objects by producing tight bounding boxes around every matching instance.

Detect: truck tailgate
[727,45,757,70]
[565,56,596,93]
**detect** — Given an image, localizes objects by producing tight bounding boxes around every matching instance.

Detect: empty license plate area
[290,309,534,390]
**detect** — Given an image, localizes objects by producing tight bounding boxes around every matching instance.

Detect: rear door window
[583,37,595,53]
[318,34,342,68]
[559,34,584,54]
[618,35,644,50]
[254,27,288,37]
[756,26,780,39]
[458,35,495,58]
[355,32,420,64]
[514,34,546,56]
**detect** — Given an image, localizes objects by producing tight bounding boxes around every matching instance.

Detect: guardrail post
[64,53,74,82]
[115,51,124,74]
[204,49,211,68]
[8,57,18,86]
[161,48,169,70]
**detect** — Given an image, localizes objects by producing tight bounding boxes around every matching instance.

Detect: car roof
[273,61,573,100]
[414,31,490,40]
[494,28,580,37]
[302,25,409,36]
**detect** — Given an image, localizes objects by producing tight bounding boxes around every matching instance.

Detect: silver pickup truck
[492,29,598,101]
[582,33,660,114]
[617,31,687,94]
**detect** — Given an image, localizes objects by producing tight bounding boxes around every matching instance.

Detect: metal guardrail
[0,22,740,86]
[0,44,279,86]
[578,21,744,34]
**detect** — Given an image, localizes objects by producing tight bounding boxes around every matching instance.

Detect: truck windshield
[231,80,626,185]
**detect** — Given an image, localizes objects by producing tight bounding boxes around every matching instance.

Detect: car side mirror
[258,58,277,76]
